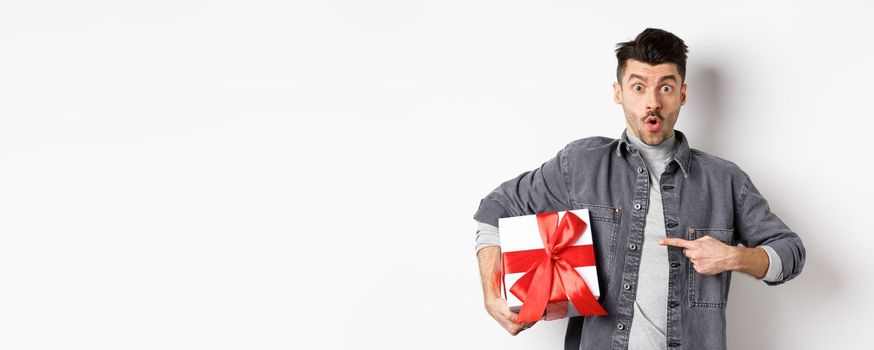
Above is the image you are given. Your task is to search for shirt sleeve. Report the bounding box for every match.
[734,172,805,285]
[759,245,784,282]
[475,221,500,253]
[473,147,572,227]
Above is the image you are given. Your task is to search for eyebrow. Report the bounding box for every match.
[659,76,679,84]
[627,74,680,84]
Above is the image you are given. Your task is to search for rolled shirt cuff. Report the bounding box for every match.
[759,245,784,282]
[475,221,500,253]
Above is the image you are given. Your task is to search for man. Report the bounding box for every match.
[473,28,805,350]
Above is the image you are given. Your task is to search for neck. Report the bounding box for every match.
[626,128,676,148]
[626,128,679,175]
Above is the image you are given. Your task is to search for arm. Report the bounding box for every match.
[477,245,526,335]
[473,147,571,333]
[729,246,770,279]
[659,174,797,281]
[473,147,572,226]
[658,236,772,278]
[727,245,784,280]
[734,173,805,285]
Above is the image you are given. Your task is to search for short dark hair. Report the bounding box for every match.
[615,28,688,84]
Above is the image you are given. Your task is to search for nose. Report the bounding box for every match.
[645,90,661,113]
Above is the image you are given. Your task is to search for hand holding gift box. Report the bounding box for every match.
[500,210,607,323]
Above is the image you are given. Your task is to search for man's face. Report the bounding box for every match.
[612,59,687,146]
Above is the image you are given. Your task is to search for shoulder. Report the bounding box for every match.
[555,136,619,171]
[689,148,750,182]
[564,135,617,154]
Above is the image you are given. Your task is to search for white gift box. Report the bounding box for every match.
[499,209,602,319]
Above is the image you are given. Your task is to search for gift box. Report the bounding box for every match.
[500,209,607,322]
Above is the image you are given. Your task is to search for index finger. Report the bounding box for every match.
[659,237,694,249]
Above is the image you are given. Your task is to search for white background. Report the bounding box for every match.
[1,1,871,349]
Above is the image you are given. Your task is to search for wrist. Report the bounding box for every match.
[727,245,744,271]
[730,246,768,279]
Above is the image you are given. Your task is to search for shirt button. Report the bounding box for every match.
[670,262,681,268]
[629,244,637,251]
[623,283,631,290]
[617,323,625,330]
[669,342,682,347]
[637,167,644,173]
[666,221,678,228]
[669,301,679,308]
[634,203,641,210]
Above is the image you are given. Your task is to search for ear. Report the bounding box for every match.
[680,83,687,106]
[613,82,622,104]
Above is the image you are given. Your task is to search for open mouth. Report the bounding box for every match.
[644,116,661,132]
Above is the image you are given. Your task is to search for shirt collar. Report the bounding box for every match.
[616,129,691,178]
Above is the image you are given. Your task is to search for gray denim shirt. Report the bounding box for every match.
[473,129,805,350]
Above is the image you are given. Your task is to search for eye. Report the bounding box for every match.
[633,84,643,92]
[660,85,673,93]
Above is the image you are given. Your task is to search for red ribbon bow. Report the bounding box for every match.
[503,211,607,322]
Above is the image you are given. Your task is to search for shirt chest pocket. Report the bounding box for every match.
[687,227,734,308]
[573,202,622,292]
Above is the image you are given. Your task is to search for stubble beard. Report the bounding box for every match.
[625,110,677,146]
